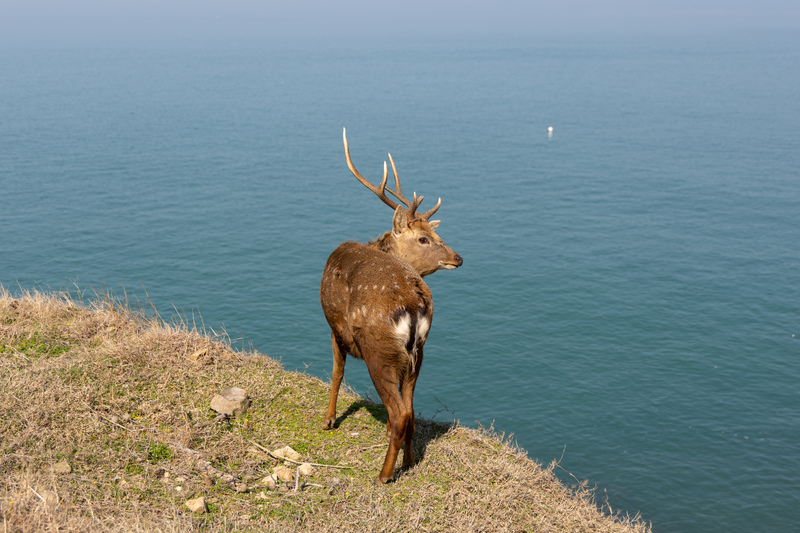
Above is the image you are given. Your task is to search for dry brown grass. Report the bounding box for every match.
[1,286,651,532]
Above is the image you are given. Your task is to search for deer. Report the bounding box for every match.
[319,128,463,483]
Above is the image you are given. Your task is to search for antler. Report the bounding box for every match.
[343,127,441,221]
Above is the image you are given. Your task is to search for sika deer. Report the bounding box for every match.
[320,128,463,483]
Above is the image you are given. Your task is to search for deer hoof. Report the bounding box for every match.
[322,418,335,430]
[375,474,393,484]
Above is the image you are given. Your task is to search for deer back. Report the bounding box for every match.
[320,241,433,364]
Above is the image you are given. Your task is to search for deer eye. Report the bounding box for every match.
[418,237,429,245]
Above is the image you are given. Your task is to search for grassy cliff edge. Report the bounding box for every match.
[0,287,650,532]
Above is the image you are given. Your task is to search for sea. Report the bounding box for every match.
[2,30,798,532]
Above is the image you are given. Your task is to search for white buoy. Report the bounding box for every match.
[547,126,554,133]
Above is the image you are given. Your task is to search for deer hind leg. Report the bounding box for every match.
[322,332,347,430]
[364,349,407,483]
[400,345,423,470]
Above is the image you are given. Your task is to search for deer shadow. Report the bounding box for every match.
[331,398,453,468]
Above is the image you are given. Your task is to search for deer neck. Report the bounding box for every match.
[369,231,399,256]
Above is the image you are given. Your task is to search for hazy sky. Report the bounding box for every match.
[2,1,798,44]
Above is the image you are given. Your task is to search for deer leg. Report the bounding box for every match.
[378,399,406,483]
[400,346,424,469]
[322,332,347,430]
[364,352,406,483]
[398,392,415,470]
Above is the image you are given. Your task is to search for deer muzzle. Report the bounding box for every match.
[439,253,463,270]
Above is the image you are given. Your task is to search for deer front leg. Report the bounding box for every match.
[322,332,347,430]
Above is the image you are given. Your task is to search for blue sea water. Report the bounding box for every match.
[2,31,799,532]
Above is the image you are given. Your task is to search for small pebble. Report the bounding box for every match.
[297,463,315,477]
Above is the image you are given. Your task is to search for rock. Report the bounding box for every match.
[189,348,208,361]
[297,463,315,477]
[185,497,206,514]
[255,491,268,500]
[261,474,277,490]
[110,415,120,424]
[210,387,250,417]
[273,466,294,482]
[122,413,131,422]
[271,445,302,462]
[51,462,72,474]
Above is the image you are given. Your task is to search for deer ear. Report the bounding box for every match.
[392,207,410,236]
[428,220,441,231]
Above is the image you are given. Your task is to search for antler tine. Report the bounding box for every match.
[407,192,421,218]
[386,149,442,221]
[378,161,389,195]
[419,197,442,221]
[386,153,407,205]
[386,152,424,211]
[343,127,399,210]
[386,152,440,220]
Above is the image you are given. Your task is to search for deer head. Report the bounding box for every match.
[342,127,463,276]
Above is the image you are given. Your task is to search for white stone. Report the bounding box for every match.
[185,497,206,514]
[210,387,250,417]
[297,463,315,477]
[271,445,302,462]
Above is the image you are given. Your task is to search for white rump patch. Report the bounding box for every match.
[416,314,431,345]
[392,312,412,346]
